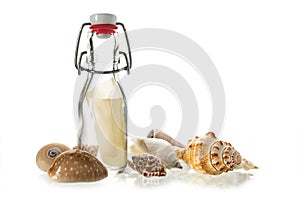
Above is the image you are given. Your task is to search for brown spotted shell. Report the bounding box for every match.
[177,132,245,175]
[36,143,70,172]
[48,148,108,182]
[128,154,167,178]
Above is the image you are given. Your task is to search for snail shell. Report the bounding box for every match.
[130,137,183,169]
[36,143,70,172]
[177,132,257,175]
[128,154,167,177]
[48,148,108,182]
[147,129,185,148]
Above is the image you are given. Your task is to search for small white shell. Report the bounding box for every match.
[130,137,182,169]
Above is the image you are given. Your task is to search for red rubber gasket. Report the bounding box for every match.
[90,24,118,34]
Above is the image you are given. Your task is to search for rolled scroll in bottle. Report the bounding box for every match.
[86,77,127,169]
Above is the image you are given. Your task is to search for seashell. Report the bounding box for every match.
[48,148,108,182]
[176,132,258,175]
[237,158,258,171]
[36,143,70,172]
[147,129,185,148]
[128,153,167,177]
[130,137,183,169]
[74,145,99,157]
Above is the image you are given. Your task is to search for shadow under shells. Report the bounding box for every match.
[122,167,254,188]
[178,171,254,187]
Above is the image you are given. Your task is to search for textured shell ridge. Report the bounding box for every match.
[128,154,167,178]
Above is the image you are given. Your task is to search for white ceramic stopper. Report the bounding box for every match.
[90,13,117,25]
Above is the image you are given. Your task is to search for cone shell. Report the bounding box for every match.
[179,132,242,175]
[48,149,108,182]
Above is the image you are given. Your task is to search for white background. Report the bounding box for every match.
[0,0,299,199]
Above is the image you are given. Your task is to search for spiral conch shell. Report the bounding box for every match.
[177,132,258,175]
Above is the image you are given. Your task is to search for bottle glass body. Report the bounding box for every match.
[74,31,127,171]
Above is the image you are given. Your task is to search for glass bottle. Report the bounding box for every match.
[73,13,132,172]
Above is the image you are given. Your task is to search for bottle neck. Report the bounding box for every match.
[87,32,120,72]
